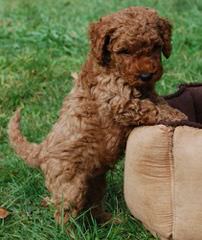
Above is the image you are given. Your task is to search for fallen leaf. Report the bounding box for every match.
[0,208,9,219]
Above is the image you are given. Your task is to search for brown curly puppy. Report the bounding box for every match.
[8,6,187,224]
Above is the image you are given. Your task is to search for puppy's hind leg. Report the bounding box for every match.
[52,174,88,225]
[86,174,112,224]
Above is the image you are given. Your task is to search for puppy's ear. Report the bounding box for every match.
[89,19,115,66]
[158,17,172,58]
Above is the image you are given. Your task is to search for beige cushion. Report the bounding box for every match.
[124,125,202,240]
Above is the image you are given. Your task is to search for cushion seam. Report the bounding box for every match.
[168,127,175,240]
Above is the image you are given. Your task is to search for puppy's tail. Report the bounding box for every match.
[8,109,42,167]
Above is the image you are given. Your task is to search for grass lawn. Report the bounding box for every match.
[0,0,202,239]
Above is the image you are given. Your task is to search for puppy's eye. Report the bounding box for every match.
[117,48,130,55]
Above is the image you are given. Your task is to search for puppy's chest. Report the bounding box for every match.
[100,121,128,160]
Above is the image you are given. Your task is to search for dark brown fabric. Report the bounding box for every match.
[165,83,202,125]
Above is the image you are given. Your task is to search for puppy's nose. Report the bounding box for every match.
[139,72,153,81]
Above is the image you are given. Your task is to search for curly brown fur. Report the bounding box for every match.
[8,6,187,224]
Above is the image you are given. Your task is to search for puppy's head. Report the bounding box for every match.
[89,7,172,88]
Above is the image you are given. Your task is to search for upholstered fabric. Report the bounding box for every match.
[124,125,202,240]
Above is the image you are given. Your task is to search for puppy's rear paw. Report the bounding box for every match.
[94,211,112,224]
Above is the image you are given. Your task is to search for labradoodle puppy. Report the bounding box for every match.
[8,6,187,224]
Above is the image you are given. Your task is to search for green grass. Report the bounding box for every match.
[0,0,202,239]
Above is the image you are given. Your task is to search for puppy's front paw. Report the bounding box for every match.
[174,109,188,121]
[94,211,112,224]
